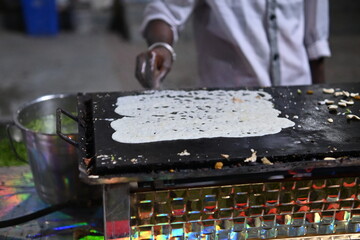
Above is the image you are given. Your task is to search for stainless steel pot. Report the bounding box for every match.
[12,94,100,205]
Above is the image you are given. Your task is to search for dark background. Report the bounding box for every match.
[0,0,359,121]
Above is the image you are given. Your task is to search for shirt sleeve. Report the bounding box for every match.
[304,0,331,60]
[141,0,196,42]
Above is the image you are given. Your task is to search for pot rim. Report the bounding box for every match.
[13,93,77,136]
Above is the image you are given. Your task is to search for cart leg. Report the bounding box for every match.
[103,183,130,240]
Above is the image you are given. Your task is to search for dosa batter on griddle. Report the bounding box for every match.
[111,90,294,144]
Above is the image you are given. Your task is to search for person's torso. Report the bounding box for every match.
[193,0,311,88]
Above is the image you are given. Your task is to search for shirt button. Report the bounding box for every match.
[273,53,279,60]
[270,14,276,20]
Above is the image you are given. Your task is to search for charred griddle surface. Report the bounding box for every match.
[77,83,360,179]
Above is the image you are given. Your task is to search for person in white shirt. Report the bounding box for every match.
[135,0,331,89]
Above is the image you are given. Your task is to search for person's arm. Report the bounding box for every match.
[135,20,174,89]
[309,57,325,84]
[135,0,196,89]
[304,0,331,84]
[144,19,173,46]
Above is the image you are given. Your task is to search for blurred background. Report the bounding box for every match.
[0,0,359,121]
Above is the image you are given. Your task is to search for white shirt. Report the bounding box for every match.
[141,0,331,88]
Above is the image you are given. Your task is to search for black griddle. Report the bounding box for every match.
[59,83,360,183]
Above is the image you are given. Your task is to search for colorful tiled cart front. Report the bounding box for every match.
[130,177,360,239]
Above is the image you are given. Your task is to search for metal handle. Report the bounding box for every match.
[6,122,27,163]
[56,108,79,148]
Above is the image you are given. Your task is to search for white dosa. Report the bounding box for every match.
[111,90,294,143]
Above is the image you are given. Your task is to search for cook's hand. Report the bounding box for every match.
[135,47,173,89]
